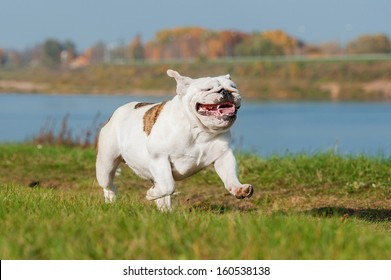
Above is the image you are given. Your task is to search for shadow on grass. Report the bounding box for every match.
[305,207,391,222]
[188,202,258,214]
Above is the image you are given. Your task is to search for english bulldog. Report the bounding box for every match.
[96,70,253,211]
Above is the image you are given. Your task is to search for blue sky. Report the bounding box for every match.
[1,0,390,51]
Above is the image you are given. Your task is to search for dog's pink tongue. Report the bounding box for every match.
[218,105,236,116]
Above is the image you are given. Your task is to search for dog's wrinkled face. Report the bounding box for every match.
[167,70,241,132]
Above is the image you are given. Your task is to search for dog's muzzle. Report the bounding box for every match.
[196,102,238,117]
[196,89,240,119]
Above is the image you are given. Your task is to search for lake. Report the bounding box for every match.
[1,93,391,157]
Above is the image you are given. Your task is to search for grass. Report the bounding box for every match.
[0,144,390,259]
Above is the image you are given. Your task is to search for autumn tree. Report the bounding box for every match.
[144,27,249,60]
[128,34,145,60]
[7,51,22,67]
[234,33,284,56]
[62,40,77,63]
[262,30,297,55]
[143,27,300,61]
[204,31,224,58]
[145,27,206,60]
[347,34,391,54]
[42,39,63,67]
[0,48,6,66]
[205,30,247,57]
[88,42,106,64]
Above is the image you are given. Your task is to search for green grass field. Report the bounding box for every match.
[0,144,390,259]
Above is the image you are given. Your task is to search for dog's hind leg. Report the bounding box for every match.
[96,125,123,203]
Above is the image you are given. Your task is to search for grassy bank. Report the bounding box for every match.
[0,144,390,259]
[1,57,391,100]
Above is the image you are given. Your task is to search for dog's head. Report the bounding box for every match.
[167,69,241,133]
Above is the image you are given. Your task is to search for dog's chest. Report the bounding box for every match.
[168,143,221,180]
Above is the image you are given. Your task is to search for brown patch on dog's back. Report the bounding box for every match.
[143,101,167,135]
[135,102,155,109]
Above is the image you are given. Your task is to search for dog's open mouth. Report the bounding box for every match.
[196,102,238,117]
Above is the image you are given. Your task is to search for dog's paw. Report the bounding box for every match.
[234,184,254,199]
[103,189,117,203]
[155,196,173,212]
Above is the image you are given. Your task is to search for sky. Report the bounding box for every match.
[1,0,390,51]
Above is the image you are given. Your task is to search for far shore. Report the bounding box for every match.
[0,80,173,97]
[2,58,391,101]
[2,78,391,101]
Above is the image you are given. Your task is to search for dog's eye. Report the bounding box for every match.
[204,87,213,92]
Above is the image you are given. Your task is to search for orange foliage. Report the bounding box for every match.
[144,27,248,60]
[261,30,297,55]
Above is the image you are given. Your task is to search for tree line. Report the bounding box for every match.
[1,27,390,68]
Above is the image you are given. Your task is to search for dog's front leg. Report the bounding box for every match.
[146,155,175,211]
[214,149,254,199]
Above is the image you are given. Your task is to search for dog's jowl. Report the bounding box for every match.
[96,69,253,211]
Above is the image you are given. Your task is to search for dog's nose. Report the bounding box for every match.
[221,89,230,97]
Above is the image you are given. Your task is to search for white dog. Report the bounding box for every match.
[96,70,253,211]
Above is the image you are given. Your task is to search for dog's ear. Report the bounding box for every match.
[167,69,192,96]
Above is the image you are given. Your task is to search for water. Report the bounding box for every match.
[235,102,391,156]
[1,93,391,157]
